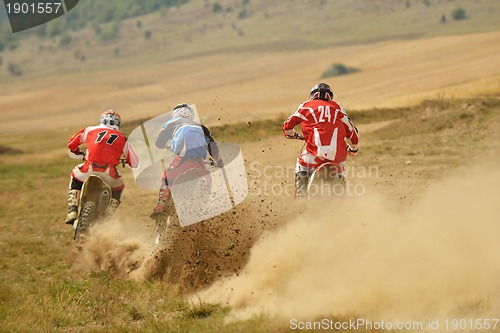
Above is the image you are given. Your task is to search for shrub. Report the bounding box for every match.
[144,30,152,39]
[8,63,23,76]
[451,7,466,20]
[212,2,223,13]
[0,144,23,155]
[238,8,251,19]
[97,21,120,41]
[321,63,360,78]
[59,34,72,47]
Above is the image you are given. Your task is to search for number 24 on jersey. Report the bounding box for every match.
[309,106,340,124]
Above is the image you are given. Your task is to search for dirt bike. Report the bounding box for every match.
[72,174,114,242]
[307,160,346,196]
[154,163,213,247]
[146,162,211,283]
[69,152,126,242]
[295,134,347,197]
[147,160,222,284]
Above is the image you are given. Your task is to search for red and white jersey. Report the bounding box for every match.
[68,125,139,168]
[282,99,359,165]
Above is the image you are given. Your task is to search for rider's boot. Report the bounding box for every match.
[104,198,120,218]
[65,190,80,225]
[295,171,310,198]
[149,187,170,220]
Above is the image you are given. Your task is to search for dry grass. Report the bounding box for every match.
[1,95,499,332]
[2,30,500,136]
[1,2,500,330]
[0,92,500,332]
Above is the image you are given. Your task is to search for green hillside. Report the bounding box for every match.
[1,0,500,79]
[0,0,186,32]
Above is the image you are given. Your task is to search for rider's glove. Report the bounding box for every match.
[285,132,300,140]
[71,148,81,155]
[347,147,358,156]
[72,148,85,158]
[211,159,224,168]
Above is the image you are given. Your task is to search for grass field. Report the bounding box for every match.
[1,1,500,331]
[1,95,499,332]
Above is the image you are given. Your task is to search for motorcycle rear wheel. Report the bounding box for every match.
[74,201,96,242]
[155,199,178,248]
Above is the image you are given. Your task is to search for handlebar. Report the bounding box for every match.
[286,133,304,141]
[68,150,85,160]
[206,158,224,168]
[69,150,129,168]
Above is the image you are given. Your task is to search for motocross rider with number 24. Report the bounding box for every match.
[282,83,359,197]
[65,110,139,225]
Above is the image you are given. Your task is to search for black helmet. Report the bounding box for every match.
[309,83,333,100]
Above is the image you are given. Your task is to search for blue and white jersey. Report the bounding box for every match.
[171,123,207,158]
[155,117,217,159]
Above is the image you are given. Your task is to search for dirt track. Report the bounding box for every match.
[75,135,302,292]
[69,96,500,324]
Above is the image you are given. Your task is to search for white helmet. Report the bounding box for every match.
[172,103,194,120]
[99,110,121,129]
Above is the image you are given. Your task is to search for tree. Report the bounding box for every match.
[212,2,223,13]
[451,7,466,20]
[8,63,23,76]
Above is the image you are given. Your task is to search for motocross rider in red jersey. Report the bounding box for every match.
[65,110,139,225]
[282,83,359,197]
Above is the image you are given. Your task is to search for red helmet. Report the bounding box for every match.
[99,110,121,128]
[309,83,333,100]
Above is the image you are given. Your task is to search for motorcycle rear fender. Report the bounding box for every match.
[309,162,344,186]
[80,175,112,216]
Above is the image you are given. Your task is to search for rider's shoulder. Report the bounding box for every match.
[163,116,189,127]
[86,124,124,135]
[323,99,345,111]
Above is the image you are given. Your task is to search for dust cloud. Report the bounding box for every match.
[73,218,156,280]
[71,203,265,289]
[198,163,500,323]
